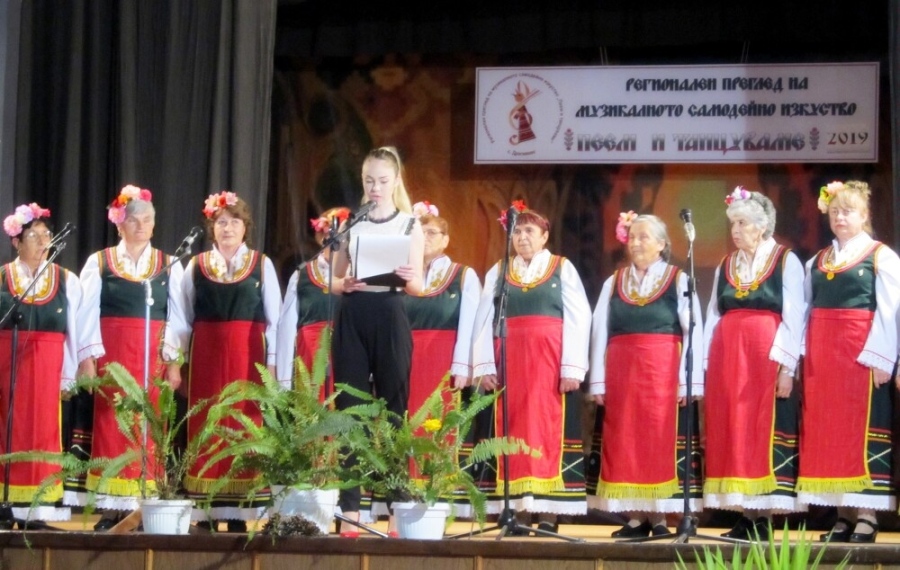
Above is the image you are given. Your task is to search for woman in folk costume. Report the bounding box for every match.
[471,201,591,533]
[798,180,900,544]
[586,213,703,538]
[181,191,282,532]
[0,203,81,528]
[74,185,187,530]
[378,200,481,519]
[275,206,350,392]
[703,188,806,541]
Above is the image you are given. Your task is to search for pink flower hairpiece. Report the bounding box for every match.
[107,184,152,224]
[310,208,350,233]
[203,191,239,219]
[818,181,844,213]
[724,186,751,206]
[615,210,638,244]
[4,203,51,238]
[412,201,440,218]
[498,200,528,231]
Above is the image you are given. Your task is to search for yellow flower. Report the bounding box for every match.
[422,418,442,433]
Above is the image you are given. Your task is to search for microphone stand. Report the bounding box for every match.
[0,240,70,529]
[619,232,744,545]
[136,243,195,501]
[301,218,342,400]
[450,211,583,543]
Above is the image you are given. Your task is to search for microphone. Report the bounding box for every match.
[351,201,377,221]
[680,208,695,243]
[506,206,519,233]
[45,222,77,256]
[47,222,76,248]
[175,226,204,257]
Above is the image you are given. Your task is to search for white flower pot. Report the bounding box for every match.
[141,499,193,535]
[392,502,450,540]
[269,486,338,535]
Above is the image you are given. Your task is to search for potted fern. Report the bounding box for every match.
[199,327,362,535]
[74,363,222,534]
[342,376,540,539]
[1,363,220,534]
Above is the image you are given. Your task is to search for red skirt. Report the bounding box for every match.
[185,319,266,495]
[798,308,873,492]
[296,320,332,398]
[600,333,681,498]
[495,315,564,494]
[0,330,64,503]
[705,310,780,493]
[408,328,457,480]
[89,317,165,494]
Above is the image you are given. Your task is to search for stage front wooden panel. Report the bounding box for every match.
[1,531,900,570]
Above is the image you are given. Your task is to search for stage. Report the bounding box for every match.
[1,519,899,570]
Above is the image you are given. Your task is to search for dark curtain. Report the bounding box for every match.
[893,0,900,252]
[4,0,276,269]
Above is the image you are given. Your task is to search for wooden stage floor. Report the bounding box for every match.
[0,516,896,570]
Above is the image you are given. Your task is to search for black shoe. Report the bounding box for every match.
[196,520,216,532]
[721,516,754,540]
[536,521,558,533]
[752,517,770,542]
[819,517,853,542]
[507,523,531,536]
[93,517,119,531]
[226,520,247,533]
[611,520,652,538]
[848,519,879,543]
[16,519,62,531]
[651,524,670,536]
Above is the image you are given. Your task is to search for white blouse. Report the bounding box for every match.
[422,254,482,379]
[588,258,704,398]
[7,258,82,391]
[802,232,900,374]
[471,249,591,381]
[275,255,336,386]
[702,238,807,376]
[77,240,186,364]
[179,243,282,366]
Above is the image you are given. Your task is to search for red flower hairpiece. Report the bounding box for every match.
[310,207,350,233]
[412,201,440,218]
[724,186,751,206]
[615,211,638,244]
[498,200,528,231]
[108,184,152,224]
[4,203,51,237]
[203,191,239,219]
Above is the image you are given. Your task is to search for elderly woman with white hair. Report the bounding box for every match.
[74,185,187,530]
[702,187,807,541]
[587,212,703,538]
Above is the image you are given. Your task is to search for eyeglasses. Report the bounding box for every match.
[214,218,244,229]
[22,230,53,242]
[423,229,445,237]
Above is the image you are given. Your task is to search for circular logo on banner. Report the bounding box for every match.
[479,72,564,157]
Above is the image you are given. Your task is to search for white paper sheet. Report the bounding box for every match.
[352,234,411,287]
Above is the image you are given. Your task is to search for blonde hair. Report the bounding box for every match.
[830,180,872,234]
[362,146,413,213]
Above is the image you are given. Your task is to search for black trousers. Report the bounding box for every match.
[333,291,411,511]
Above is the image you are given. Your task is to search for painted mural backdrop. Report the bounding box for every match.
[269,54,893,309]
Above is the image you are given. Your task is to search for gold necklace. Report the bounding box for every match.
[822,249,846,281]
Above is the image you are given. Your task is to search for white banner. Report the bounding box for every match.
[474,63,879,164]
